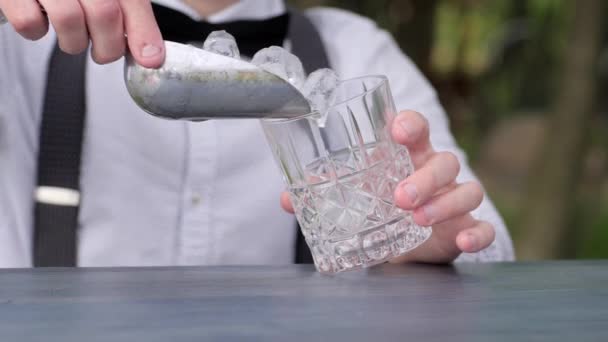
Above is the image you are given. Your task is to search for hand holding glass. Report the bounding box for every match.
[262,76,432,274]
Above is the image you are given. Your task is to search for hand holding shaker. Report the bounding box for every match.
[261,76,431,274]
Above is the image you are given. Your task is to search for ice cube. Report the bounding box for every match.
[302,68,340,126]
[251,46,306,88]
[203,30,240,59]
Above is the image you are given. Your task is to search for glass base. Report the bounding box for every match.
[308,215,432,274]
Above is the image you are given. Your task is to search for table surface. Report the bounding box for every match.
[0,261,607,341]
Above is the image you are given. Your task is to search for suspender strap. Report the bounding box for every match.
[288,10,331,264]
[33,44,88,267]
[33,9,330,266]
[288,10,331,75]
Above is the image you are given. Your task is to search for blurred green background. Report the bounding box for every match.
[290,0,608,260]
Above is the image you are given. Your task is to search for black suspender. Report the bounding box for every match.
[33,9,330,266]
[288,11,331,264]
[34,45,88,267]
[289,10,331,75]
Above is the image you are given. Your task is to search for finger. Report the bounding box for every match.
[38,0,88,54]
[281,192,294,214]
[79,0,126,64]
[394,151,460,209]
[412,181,484,226]
[391,110,434,167]
[0,0,48,39]
[455,220,496,253]
[389,214,476,264]
[119,0,165,68]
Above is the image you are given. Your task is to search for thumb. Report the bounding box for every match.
[391,110,435,168]
[119,0,164,68]
[281,192,295,214]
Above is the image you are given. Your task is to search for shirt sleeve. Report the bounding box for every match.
[0,24,19,111]
[0,25,9,105]
[0,24,11,142]
[307,7,515,262]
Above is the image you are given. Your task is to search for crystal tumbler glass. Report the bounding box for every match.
[261,76,432,274]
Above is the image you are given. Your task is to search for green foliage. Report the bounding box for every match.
[579,210,608,258]
[431,0,511,77]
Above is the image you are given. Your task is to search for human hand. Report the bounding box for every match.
[280,110,495,264]
[0,0,164,67]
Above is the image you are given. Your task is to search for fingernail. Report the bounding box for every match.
[141,44,161,58]
[467,233,478,250]
[422,204,436,225]
[401,183,418,205]
[399,119,416,138]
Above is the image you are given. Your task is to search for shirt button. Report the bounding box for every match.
[191,194,202,206]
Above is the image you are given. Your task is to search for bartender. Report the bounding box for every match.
[0,0,514,267]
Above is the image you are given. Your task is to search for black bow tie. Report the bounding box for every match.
[151,4,290,57]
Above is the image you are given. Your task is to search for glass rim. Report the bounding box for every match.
[261,74,389,125]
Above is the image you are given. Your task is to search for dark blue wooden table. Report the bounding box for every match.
[0,261,607,341]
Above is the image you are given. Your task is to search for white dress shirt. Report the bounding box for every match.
[0,0,514,267]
